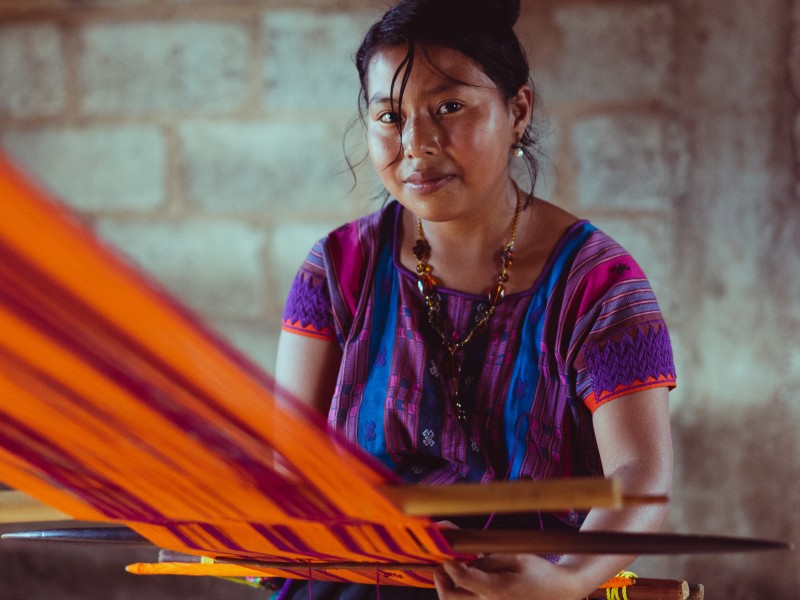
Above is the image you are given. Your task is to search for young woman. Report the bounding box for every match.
[276,1,675,598]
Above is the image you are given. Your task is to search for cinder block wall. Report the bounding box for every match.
[0,1,799,598]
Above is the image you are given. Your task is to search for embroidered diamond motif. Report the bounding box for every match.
[422,429,435,447]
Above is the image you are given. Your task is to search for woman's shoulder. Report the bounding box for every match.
[527,202,640,274]
[324,201,398,246]
[297,201,397,273]
[570,224,649,285]
[530,201,655,306]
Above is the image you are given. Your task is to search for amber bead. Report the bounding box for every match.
[418,273,436,295]
[489,283,505,305]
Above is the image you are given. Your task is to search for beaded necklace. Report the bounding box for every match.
[411,187,523,422]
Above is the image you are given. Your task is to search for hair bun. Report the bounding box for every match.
[489,0,521,29]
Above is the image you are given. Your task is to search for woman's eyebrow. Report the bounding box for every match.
[367,81,468,107]
[367,94,393,106]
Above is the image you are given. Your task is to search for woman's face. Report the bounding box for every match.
[365,45,529,225]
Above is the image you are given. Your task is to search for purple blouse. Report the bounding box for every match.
[282,202,675,525]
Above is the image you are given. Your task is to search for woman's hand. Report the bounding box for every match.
[433,554,582,600]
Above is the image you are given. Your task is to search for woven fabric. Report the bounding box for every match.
[283,202,676,515]
[0,152,450,587]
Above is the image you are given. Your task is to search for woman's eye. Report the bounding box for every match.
[378,112,401,123]
[438,101,462,114]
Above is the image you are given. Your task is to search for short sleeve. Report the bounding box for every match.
[281,240,336,341]
[573,244,677,412]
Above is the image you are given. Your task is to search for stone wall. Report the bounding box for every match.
[0,1,798,598]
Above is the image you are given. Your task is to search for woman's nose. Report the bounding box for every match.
[402,115,439,158]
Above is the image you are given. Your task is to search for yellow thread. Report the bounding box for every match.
[200,556,215,565]
[604,571,637,600]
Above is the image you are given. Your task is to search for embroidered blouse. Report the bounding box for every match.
[282,201,675,525]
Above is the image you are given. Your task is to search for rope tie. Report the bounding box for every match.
[597,570,637,600]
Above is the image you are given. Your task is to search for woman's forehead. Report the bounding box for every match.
[366,44,495,99]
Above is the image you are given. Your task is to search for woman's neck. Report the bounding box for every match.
[396,194,580,296]
[399,189,525,294]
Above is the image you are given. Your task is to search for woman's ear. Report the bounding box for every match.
[510,84,534,132]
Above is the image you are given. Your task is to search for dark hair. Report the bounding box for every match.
[349,0,540,202]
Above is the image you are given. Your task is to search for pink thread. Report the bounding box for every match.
[375,570,382,599]
[307,562,313,600]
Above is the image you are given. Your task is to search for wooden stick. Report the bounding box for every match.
[0,490,70,523]
[0,479,665,525]
[5,525,791,556]
[587,578,689,600]
[2,527,148,544]
[442,529,793,555]
[378,477,632,515]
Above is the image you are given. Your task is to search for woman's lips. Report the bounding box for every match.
[403,173,455,194]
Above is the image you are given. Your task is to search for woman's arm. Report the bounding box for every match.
[553,386,673,595]
[274,330,342,417]
[434,387,672,600]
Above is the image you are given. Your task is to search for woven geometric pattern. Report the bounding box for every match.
[582,323,675,406]
[282,271,333,337]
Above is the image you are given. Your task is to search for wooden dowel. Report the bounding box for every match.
[442,529,792,555]
[0,480,667,525]
[2,527,147,544]
[4,521,790,558]
[587,578,689,600]
[0,490,70,523]
[378,477,627,516]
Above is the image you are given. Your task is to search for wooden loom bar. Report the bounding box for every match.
[0,490,70,523]
[587,579,690,600]
[6,525,791,555]
[443,529,792,555]
[0,477,667,525]
[161,551,691,599]
[379,477,627,514]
